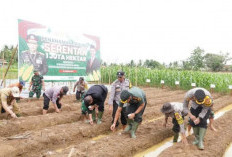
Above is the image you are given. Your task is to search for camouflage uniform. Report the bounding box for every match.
[21,51,48,75]
[119,87,147,123]
[81,91,88,115]
[29,75,43,98]
[119,87,147,138]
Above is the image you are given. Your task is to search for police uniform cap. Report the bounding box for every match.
[117,70,125,77]
[120,90,131,102]
[194,89,206,102]
[27,34,38,43]
[161,103,174,113]
[33,70,38,73]
[62,86,69,95]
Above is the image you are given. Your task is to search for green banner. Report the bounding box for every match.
[18,19,101,82]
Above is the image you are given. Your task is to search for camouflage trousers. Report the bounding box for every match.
[29,89,41,99]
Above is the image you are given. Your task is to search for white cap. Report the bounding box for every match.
[11,87,20,97]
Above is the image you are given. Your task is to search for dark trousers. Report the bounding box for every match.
[43,93,61,110]
[112,101,127,126]
[189,106,211,128]
[172,116,184,133]
[98,101,104,112]
[125,101,147,123]
[76,90,84,100]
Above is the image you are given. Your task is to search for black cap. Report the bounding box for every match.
[79,77,84,81]
[120,90,131,102]
[117,70,125,77]
[161,103,174,113]
[62,86,69,95]
[194,89,206,103]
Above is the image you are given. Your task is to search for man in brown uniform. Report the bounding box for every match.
[0,87,21,118]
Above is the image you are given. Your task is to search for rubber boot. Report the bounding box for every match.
[92,110,96,121]
[97,111,103,124]
[198,127,206,150]
[173,132,179,143]
[192,127,199,145]
[123,119,133,133]
[130,121,139,138]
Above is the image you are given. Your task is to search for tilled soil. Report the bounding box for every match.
[159,108,232,157]
[0,87,230,157]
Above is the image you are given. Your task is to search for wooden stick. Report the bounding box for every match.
[7,132,31,140]
[1,46,18,86]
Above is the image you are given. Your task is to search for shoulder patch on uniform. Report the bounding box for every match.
[175,113,183,125]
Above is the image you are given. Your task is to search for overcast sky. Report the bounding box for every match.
[0,0,232,64]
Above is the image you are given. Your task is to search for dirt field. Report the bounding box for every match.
[0,87,232,157]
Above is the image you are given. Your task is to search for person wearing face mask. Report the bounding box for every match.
[42,86,69,114]
[161,102,188,145]
[21,34,48,75]
[84,84,108,125]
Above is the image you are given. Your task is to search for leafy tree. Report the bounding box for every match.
[138,59,143,67]
[143,59,164,69]
[0,45,18,64]
[189,47,205,70]
[204,52,231,72]
[181,60,192,70]
[127,60,136,67]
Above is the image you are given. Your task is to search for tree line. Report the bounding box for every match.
[0,45,18,64]
[102,47,232,72]
[1,45,232,72]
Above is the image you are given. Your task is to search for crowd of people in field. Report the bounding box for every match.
[0,70,216,150]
